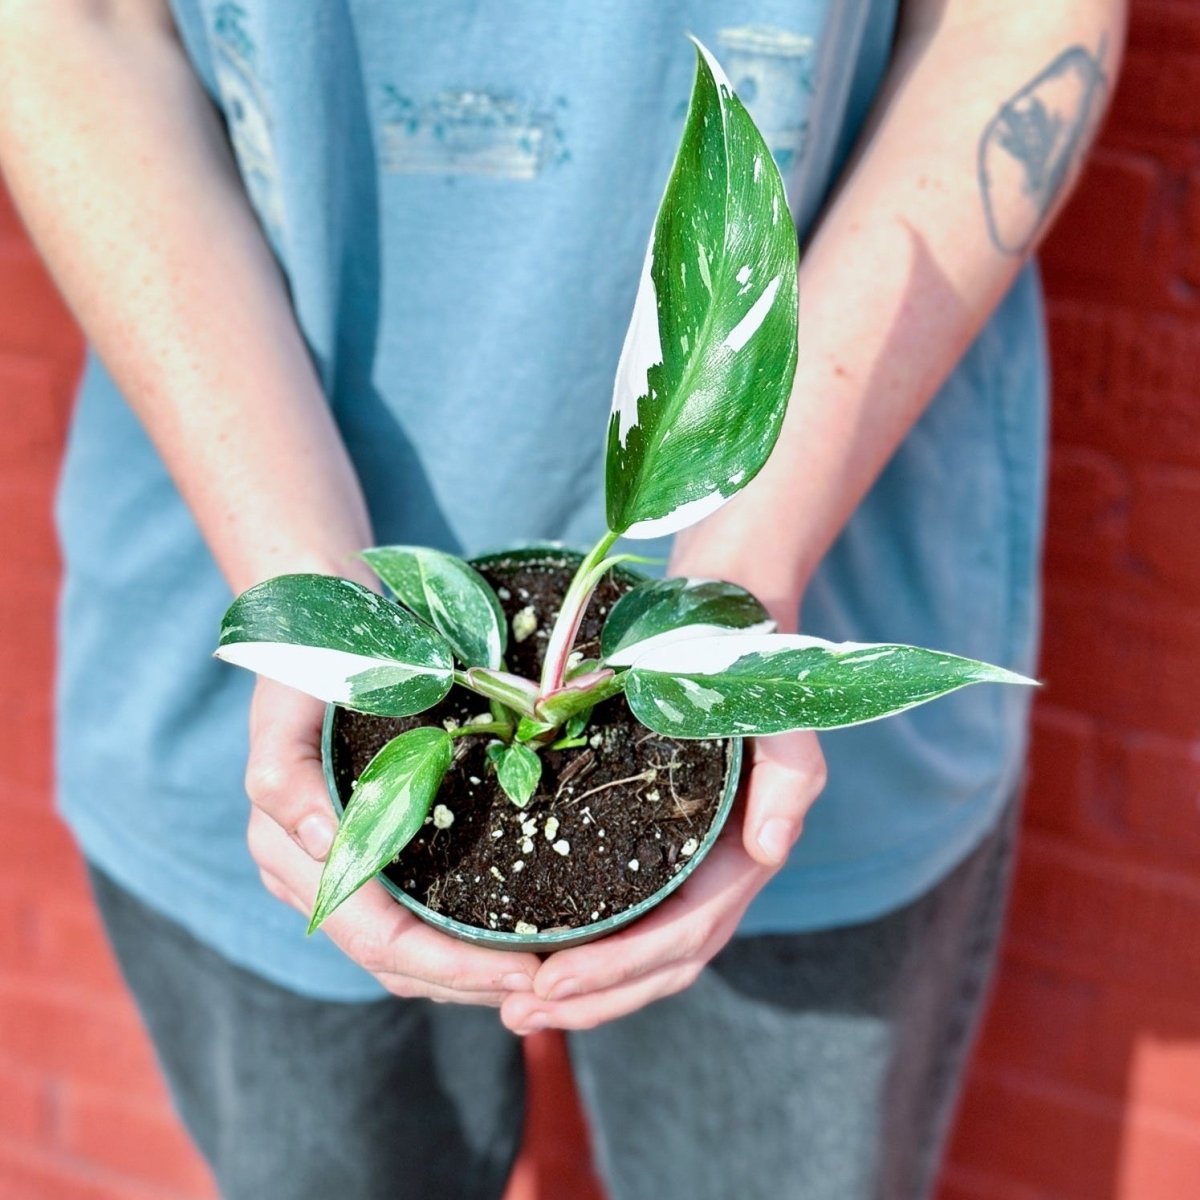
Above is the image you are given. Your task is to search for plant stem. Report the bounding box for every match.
[447,721,511,740]
[539,529,620,696]
[454,666,539,717]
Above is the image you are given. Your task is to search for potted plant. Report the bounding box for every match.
[214,42,1034,949]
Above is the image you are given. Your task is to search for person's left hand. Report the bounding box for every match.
[499,728,825,1033]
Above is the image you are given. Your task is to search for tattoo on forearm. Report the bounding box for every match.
[978,40,1107,255]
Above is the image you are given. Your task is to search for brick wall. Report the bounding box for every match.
[1,3,1197,1197]
[937,3,1200,1197]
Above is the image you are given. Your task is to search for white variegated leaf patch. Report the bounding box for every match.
[601,577,774,667]
[309,727,452,931]
[215,574,453,716]
[362,545,506,670]
[487,741,542,809]
[625,633,1037,738]
[604,40,799,538]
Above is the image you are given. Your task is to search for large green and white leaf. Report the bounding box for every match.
[601,577,774,667]
[216,575,453,716]
[605,41,799,539]
[486,741,542,809]
[309,727,452,932]
[362,546,506,669]
[626,633,1037,738]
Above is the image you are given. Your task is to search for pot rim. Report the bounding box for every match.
[320,544,743,950]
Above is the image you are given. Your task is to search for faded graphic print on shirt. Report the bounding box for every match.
[209,2,286,239]
[717,25,816,172]
[379,87,570,180]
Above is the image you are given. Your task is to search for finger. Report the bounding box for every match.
[258,865,307,914]
[244,680,337,860]
[249,806,541,997]
[742,730,827,867]
[503,958,701,1033]
[530,831,766,1003]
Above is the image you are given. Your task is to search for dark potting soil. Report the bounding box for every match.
[330,554,733,935]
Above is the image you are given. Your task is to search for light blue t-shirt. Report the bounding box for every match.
[56,0,1046,999]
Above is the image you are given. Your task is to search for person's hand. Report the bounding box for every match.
[500,729,825,1033]
[245,678,541,1005]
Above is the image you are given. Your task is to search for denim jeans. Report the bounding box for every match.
[88,794,1017,1200]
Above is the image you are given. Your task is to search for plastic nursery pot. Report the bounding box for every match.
[321,545,743,951]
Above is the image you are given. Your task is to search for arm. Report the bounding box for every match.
[0,0,538,1000]
[506,0,1126,1032]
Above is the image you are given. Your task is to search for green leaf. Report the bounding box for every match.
[535,671,626,727]
[625,633,1037,738]
[605,41,799,538]
[548,735,589,751]
[565,708,593,739]
[362,546,506,669]
[515,716,557,743]
[465,668,539,718]
[216,575,453,716]
[601,577,773,666]
[486,742,542,808]
[308,727,452,931]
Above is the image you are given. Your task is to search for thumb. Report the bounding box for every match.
[245,679,336,861]
[742,730,827,867]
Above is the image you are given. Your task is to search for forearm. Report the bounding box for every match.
[671,0,1126,618]
[0,0,372,593]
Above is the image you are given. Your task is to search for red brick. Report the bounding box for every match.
[974,958,1200,1120]
[0,813,87,896]
[949,1067,1200,1200]
[505,1033,603,1200]
[0,693,55,802]
[1114,43,1200,140]
[0,878,36,963]
[60,1085,215,1199]
[1006,832,1200,1002]
[1042,447,1130,588]
[0,469,60,575]
[1022,705,1099,844]
[0,355,70,468]
[937,1165,1050,1200]
[1040,585,1200,740]
[0,1136,187,1200]
[0,981,166,1102]
[1041,150,1163,305]
[1048,304,1200,470]
[1182,166,1200,294]
[0,246,81,363]
[0,592,56,725]
[0,1064,52,1144]
[947,1071,1124,1198]
[32,895,127,999]
[1104,729,1200,865]
[0,186,26,248]
[1128,466,1200,599]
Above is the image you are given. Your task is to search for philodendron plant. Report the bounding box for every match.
[215,43,1034,934]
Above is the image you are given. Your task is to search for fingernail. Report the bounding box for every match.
[297,815,333,859]
[757,818,794,864]
[519,1013,549,1035]
[503,973,534,992]
[546,977,579,1001]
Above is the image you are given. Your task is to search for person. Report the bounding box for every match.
[0,1,1124,1197]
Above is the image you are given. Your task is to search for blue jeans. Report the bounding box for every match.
[88,795,1017,1200]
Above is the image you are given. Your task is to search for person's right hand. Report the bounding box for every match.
[244,678,541,1005]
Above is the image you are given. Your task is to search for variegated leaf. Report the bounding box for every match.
[605,41,799,538]
[626,633,1037,738]
[487,741,542,808]
[309,727,452,931]
[601,577,774,667]
[216,575,453,716]
[362,545,506,669]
